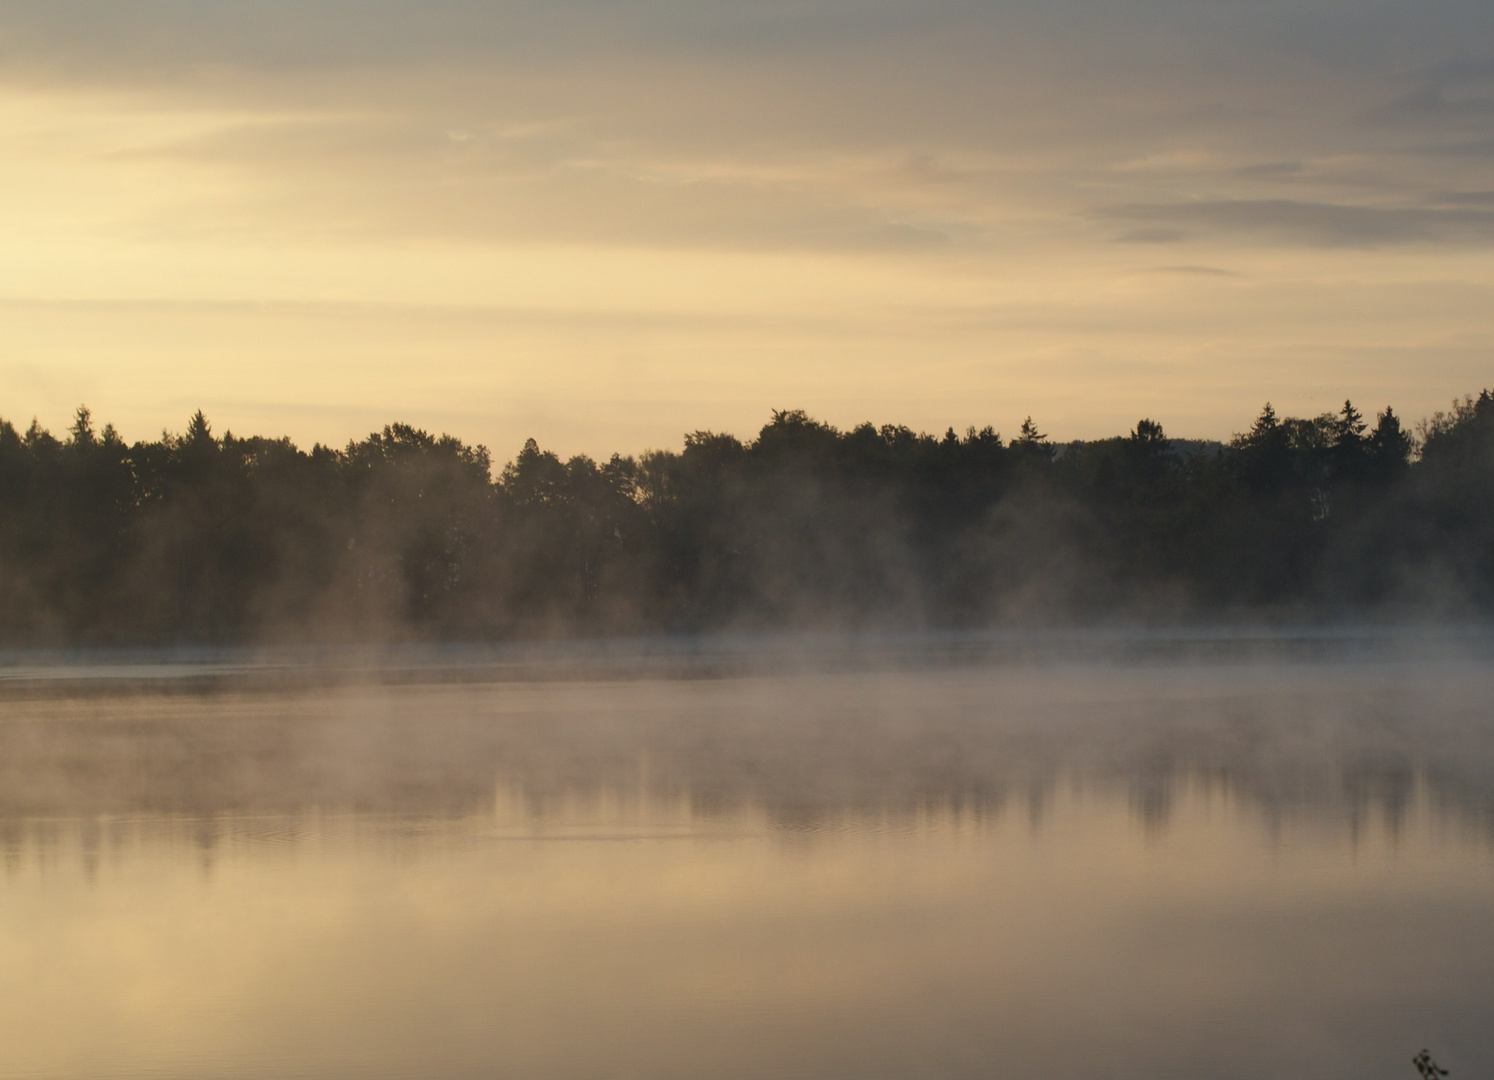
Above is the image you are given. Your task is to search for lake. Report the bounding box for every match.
[1,637,1491,1080]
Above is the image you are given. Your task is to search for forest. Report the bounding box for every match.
[1,391,1491,644]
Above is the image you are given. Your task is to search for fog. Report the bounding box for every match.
[4,633,1492,835]
[3,637,1492,1080]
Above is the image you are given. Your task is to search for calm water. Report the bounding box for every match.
[2,648,1492,1080]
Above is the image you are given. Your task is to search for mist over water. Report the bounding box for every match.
[2,638,1492,1080]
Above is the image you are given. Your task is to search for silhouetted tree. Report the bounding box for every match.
[1367,407,1412,482]
[1012,416,1054,464]
[1,389,1492,643]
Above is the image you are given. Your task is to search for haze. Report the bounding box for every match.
[2,0,1491,455]
[4,652,1494,1080]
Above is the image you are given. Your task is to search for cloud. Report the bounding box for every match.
[2,0,1489,260]
[1145,265,1239,277]
[1097,198,1494,247]
[1432,190,1494,205]
[104,114,963,251]
[1113,227,1190,244]
[0,0,977,80]
[1421,137,1494,157]
[1394,58,1494,118]
[1235,161,1305,178]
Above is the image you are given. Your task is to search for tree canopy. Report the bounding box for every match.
[2,391,1491,644]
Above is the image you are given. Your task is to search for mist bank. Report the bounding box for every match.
[1,391,1491,645]
[3,662,1493,839]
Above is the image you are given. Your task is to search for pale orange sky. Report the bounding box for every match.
[0,0,1490,458]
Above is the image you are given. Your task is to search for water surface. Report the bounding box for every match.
[2,648,1492,1079]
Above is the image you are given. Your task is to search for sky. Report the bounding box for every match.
[0,0,1491,457]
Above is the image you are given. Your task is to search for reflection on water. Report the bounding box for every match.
[2,657,1493,1080]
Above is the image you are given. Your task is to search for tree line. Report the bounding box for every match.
[1,391,1490,644]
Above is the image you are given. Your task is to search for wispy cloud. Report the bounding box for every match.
[1145,265,1239,277]
[1393,58,1494,118]
[1097,198,1494,247]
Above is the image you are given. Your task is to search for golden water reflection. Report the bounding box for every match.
[2,663,1493,1079]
